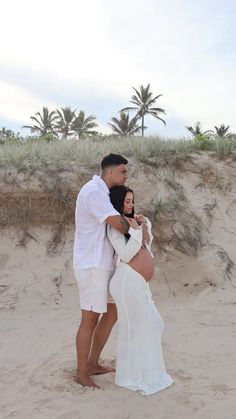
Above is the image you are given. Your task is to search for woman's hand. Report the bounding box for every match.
[126,217,139,230]
[142,222,149,243]
[135,214,146,225]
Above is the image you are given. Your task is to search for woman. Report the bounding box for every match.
[107,185,173,396]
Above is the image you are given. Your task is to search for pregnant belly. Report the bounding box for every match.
[128,247,154,281]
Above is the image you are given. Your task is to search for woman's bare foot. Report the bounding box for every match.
[88,363,115,375]
[75,374,100,388]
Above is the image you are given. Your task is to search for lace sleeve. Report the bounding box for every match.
[144,217,153,247]
[107,225,142,263]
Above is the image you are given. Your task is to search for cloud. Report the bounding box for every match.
[0,0,235,136]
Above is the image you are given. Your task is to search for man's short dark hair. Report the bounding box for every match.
[101,153,128,170]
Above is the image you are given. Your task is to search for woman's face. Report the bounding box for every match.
[123,191,134,215]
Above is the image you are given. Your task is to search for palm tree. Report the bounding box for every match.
[74,111,98,138]
[186,122,213,137]
[23,107,58,136]
[121,84,166,137]
[213,124,232,138]
[0,127,14,139]
[108,112,142,136]
[55,107,78,139]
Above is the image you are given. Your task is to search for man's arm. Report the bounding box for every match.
[105,215,129,234]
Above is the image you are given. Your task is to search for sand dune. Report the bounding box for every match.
[1,154,236,418]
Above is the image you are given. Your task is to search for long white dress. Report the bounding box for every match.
[107,222,174,396]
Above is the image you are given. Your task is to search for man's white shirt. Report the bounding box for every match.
[73,175,119,271]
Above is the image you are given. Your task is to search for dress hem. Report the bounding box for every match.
[115,374,174,396]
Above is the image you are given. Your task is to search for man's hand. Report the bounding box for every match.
[126,217,139,230]
[106,215,129,234]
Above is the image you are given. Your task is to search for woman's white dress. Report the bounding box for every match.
[107,221,174,396]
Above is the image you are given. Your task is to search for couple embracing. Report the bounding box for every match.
[73,153,173,396]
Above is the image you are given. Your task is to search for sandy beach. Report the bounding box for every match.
[1,154,236,418]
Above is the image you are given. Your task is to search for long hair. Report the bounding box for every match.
[109,186,134,240]
[109,186,134,217]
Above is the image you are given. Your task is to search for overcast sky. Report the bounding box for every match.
[0,0,235,137]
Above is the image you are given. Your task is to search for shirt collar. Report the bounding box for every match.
[92,175,110,194]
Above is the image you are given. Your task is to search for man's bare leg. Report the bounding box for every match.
[76,309,100,387]
[88,303,117,375]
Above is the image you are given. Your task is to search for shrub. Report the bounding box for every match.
[194,134,213,150]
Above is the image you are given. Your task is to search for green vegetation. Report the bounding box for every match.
[185,122,235,150]
[73,110,98,139]
[23,107,59,137]
[108,112,142,136]
[1,83,235,144]
[0,127,15,139]
[121,84,166,137]
[213,124,233,138]
[22,106,98,140]
[186,121,213,137]
[1,83,235,165]
[0,135,235,172]
[54,107,77,139]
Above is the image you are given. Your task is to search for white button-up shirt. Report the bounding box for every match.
[73,175,119,271]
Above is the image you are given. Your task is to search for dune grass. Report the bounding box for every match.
[0,135,235,171]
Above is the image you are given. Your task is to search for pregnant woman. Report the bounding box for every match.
[107,185,173,396]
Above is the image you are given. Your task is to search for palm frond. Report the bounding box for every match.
[148,107,166,114]
[121,84,165,136]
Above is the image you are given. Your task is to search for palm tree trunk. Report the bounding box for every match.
[63,127,68,140]
[141,115,144,138]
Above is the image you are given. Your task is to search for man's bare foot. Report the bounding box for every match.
[88,364,115,376]
[75,374,100,388]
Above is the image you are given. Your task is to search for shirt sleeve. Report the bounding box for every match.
[85,189,119,223]
[107,225,143,263]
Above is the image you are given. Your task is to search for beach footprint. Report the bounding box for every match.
[28,354,94,394]
[209,383,234,398]
[173,368,193,383]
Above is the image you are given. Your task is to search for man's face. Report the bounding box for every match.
[111,164,128,186]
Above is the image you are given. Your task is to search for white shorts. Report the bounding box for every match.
[74,268,115,313]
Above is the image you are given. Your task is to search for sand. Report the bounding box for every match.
[1,154,236,418]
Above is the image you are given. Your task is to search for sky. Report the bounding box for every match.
[0,0,235,137]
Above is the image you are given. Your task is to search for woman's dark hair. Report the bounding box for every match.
[109,185,134,218]
[109,186,134,240]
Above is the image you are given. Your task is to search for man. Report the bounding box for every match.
[73,153,129,388]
